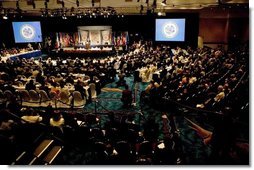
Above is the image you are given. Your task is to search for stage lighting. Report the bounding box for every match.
[161,0,166,6]
[76,0,79,7]
[92,0,95,7]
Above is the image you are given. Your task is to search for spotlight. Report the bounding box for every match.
[161,0,166,6]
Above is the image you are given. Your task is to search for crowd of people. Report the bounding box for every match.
[0,41,249,165]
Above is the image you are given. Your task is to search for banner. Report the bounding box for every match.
[101,30,112,45]
[90,30,101,45]
[79,31,89,45]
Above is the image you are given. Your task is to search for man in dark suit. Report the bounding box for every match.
[74,80,86,99]
[121,85,132,108]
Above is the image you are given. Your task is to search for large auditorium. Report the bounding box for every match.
[0,0,250,166]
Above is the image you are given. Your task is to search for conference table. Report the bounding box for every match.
[1,50,42,62]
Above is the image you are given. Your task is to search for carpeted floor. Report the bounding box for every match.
[83,75,212,164]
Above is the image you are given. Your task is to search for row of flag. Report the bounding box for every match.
[55,31,129,48]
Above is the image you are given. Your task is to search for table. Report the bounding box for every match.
[1,50,42,62]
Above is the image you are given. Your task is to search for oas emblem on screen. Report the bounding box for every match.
[20,24,35,40]
[162,22,179,38]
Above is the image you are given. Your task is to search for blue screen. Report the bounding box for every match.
[12,21,42,43]
[155,19,185,42]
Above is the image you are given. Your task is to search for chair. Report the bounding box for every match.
[0,90,6,103]
[19,90,31,106]
[90,128,104,141]
[49,91,58,108]
[19,90,29,101]
[72,91,86,108]
[115,141,131,156]
[49,91,57,100]
[57,91,71,108]
[39,90,52,107]
[39,90,51,102]
[4,90,14,101]
[85,113,98,126]
[89,83,97,99]
[93,141,106,153]
[29,90,40,103]
[137,140,153,156]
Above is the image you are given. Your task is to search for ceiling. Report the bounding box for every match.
[0,0,249,17]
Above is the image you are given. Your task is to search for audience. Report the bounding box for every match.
[0,41,249,165]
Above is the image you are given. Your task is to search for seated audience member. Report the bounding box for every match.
[25,80,36,91]
[0,110,16,139]
[74,80,86,99]
[6,96,21,114]
[65,74,75,84]
[145,80,160,94]
[116,72,127,87]
[39,81,50,95]
[214,85,225,102]
[50,111,65,127]
[2,81,16,94]
[50,82,61,96]
[121,85,132,108]
[59,83,70,97]
[21,108,43,123]
[35,71,44,85]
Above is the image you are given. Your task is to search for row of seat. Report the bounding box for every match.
[4,89,87,108]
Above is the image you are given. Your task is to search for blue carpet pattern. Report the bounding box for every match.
[83,75,212,164]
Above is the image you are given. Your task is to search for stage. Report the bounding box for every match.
[51,46,122,59]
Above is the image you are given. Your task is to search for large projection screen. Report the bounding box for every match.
[155,19,186,42]
[12,21,42,43]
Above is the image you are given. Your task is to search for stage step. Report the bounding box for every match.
[43,146,63,165]
[29,139,54,165]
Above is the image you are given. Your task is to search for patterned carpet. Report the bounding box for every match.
[82,75,212,164]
